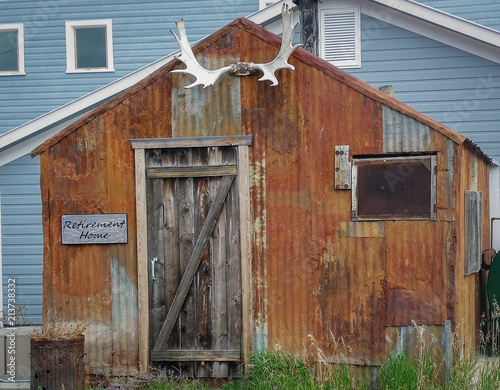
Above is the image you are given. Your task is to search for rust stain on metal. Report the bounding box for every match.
[338,221,385,238]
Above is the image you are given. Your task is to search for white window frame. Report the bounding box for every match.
[65,19,114,73]
[0,23,25,76]
[319,6,361,69]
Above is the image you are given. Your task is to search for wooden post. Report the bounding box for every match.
[134,148,149,373]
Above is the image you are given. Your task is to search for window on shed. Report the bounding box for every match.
[352,155,437,220]
[65,20,114,73]
[319,7,360,68]
[0,24,25,76]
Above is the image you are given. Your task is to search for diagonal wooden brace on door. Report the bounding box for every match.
[153,174,235,352]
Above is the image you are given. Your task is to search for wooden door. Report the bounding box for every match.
[146,145,242,377]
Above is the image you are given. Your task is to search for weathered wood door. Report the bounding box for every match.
[146,143,243,377]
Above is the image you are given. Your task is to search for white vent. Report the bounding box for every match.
[320,7,361,68]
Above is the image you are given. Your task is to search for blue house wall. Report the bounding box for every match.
[0,156,42,323]
[0,0,260,324]
[349,13,500,161]
[417,0,500,31]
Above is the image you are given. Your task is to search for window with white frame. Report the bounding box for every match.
[0,24,25,76]
[65,19,114,73]
[319,7,361,68]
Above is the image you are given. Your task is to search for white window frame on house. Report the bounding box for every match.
[65,19,114,73]
[0,23,25,76]
[319,6,361,69]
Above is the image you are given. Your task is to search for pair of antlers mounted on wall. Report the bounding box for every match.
[171,4,301,88]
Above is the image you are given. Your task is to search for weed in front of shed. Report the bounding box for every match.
[85,320,500,389]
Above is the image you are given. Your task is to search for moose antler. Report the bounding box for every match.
[250,4,301,86]
[171,4,301,88]
[170,20,232,88]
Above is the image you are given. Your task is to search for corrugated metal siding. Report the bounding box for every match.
[454,142,490,354]
[349,13,500,161]
[0,155,42,324]
[382,106,431,153]
[40,75,172,376]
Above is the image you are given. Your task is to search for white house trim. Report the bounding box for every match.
[65,19,114,73]
[359,0,500,64]
[0,23,25,76]
[367,0,500,48]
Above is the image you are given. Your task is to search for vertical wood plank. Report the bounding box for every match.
[194,148,211,377]
[163,149,181,350]
[135,148,149,373]
[211,147,229,377]
[178,148,196,377]
[238,145,252,368]
[147,149,166,354]
[225,148,242,361]
[464,190,482,275]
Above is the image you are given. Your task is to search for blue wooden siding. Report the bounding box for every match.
[417,0,500,31]
[0,0,259,134]
[349,13,500,161]
[0,0,260,324]
[0,155,42,324]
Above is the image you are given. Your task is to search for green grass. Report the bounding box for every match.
[221,349,328,389]
[86,349,500,390]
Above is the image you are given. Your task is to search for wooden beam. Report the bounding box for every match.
[153,175,235,352]
[131,136,253,150]
[238,145,253,370]
[134,148,149,373]
[147,165,237,178]
[151,350,241,362]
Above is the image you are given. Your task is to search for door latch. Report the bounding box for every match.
[151,257,159,282]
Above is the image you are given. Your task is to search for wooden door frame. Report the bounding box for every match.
[131,136,253,373]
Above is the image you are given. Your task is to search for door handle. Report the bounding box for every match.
[151,257,159,282]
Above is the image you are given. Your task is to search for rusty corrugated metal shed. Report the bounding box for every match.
[32,16,491,377]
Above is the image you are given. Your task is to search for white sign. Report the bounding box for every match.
[62,214,127,244]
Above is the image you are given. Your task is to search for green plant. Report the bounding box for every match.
[222,349,324,390]
[379,352,418,390]
[476,358,500,390]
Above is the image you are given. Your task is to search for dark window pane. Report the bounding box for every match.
[75,27,106,69]
[0,31,18,72]
[356,157,432,219]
